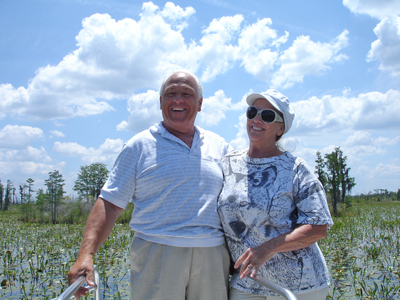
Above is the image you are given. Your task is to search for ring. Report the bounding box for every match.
[247,264,254,269]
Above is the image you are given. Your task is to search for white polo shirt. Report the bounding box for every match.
[100,122,233,247]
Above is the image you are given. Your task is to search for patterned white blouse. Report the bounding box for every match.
[217,150,333,296]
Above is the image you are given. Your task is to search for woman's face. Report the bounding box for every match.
[246,98,285,146]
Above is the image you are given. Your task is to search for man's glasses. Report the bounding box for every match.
[246,106,284,124]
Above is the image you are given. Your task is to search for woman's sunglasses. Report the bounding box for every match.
[246,106,284,124]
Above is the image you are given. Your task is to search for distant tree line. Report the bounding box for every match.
[0,163,133,224]
[1,156,398,222]
[348,189,400,203]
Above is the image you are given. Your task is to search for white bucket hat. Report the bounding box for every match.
[246,89,295,134]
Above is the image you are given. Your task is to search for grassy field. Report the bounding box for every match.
[0,201,399,299]
[319,202,400,299]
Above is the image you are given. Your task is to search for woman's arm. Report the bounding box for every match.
[235,224,328,279]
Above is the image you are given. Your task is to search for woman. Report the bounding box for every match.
[217,89,333,300]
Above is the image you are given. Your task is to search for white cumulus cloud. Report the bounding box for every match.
[345,131,400,158]
[53,138,124,165]
[0,125,44,149]
[229,113,248,150]
[50,130,65,138]
[196,14,244,82]
[0,2,196,121]
[3,146,51,163]
[197,90,234,127]
[343,0,400,20]
[237,18,286,82]
[343,0,400,77]
[367,16,400,77]
[0,161,65,179]
[0,1,356,123]
[272,30,349,88]
[292,89,400,135]
[116,90,162,133]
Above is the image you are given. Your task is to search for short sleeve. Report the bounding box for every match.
[100,142,138,209]
[293,159,333,227]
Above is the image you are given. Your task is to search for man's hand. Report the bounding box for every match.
[68,254,96,299]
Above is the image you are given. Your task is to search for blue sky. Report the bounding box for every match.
[0,0,399,198]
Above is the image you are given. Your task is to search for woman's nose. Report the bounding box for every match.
[253,112,263,122]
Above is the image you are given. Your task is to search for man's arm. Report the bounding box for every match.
[68,197,123,298]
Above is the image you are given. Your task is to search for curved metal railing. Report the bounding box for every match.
[52,265,100,300]
[250,275,297,300]
[53,266,296,300]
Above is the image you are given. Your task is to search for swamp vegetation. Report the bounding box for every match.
[0,201,399,299]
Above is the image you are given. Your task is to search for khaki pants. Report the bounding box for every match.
[230,286,329,300]
[129,237,230,300]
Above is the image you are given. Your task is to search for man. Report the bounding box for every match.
[68,70,232,300]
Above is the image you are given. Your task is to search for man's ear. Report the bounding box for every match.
[159,96,162,110]
[198,97,203,112]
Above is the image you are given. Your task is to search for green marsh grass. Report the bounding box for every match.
[0,209,133,299]
[1,202,399,299]
[320,202,400,299]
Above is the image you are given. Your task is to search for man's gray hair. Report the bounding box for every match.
[160,70,203,99]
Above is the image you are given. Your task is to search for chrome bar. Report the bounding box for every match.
[94,265,100,300]
[53,267,295,300]
[52,266,99,300]
[250,275,297,300]
[53,275,85,300]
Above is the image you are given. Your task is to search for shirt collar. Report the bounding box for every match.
[150,122,203,147]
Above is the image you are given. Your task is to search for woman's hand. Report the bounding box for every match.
[235,224,328,279]
[235,241,276,279]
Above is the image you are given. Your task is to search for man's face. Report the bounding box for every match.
[160,72,203,134]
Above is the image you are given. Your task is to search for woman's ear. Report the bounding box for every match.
[278,123,285,137]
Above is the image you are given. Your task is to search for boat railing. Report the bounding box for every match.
[250,274,297,300]
[52,265,100,300]
[53,266,297,300]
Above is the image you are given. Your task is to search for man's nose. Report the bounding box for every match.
[173,94,184,102]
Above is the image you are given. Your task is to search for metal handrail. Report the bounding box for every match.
[53,265,100,300]
[52,266,296,300]
[250,274,297,300]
